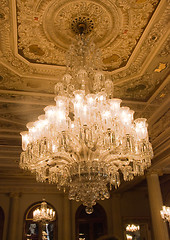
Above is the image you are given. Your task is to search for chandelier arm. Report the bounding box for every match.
[82,144,88,162]
[87,150,98,162]
[98,149,114,162]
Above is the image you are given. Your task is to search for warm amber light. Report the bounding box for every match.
[160,206,170,222]
[20,36,153,214]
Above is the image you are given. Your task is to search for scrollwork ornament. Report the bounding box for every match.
[113,72,162,101]
[0,0,168,84]
[0,64,25,90]
[159,37,170,57]
[15,0,159,71]
[0,0,10,55]
[0,4,9,24]
[109,1,169,81]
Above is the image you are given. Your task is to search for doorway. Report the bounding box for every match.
[76,203,107,240]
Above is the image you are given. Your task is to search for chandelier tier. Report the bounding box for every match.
[33,199,55,223]
[20,35,153,214]
[126,224,140,232]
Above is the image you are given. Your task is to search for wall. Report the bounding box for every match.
[0,192,63,240]
[18,193,63,240]
[121,190,150,217]
[0,194,9,240]
[0,189,151,240]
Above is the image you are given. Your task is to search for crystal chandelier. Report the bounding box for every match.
[126,224,140,232]
[33,199,55,223]
[20,33,153,214]
[160,206,170,223]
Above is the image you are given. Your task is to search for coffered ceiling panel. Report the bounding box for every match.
[15,0,159,69]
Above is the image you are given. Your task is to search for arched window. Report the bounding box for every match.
[0,207,5,240]
[76,203,107,240]
[23,202,57,240]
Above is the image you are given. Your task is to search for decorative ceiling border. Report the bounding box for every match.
[0,0,169,79]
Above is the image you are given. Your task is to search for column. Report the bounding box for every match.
[63,195,71,240]
[6,192,20,240]
[111,194,123,240]
[146,172,169,240]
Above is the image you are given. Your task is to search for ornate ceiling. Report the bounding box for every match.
[0,0,169,191]
[16,0,159,69]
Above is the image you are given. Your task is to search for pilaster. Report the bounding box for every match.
[146,172,169,240]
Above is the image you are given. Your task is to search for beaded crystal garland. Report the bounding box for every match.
[20,35,153,214]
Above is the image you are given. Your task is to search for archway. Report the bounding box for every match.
[76,203,107,240]
[23,201,57,240]
[0,207,5,240]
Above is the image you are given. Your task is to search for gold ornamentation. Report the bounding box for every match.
[16,0,159,69]
[154,63,166,72]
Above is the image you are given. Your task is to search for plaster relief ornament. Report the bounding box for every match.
[16,0,159,71]
[113,69,168,102]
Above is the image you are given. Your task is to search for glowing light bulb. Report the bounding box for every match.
[20,131,29,150]
[73,90,85,102]
[97,92,107,103]
[86,94,96,105]
[44,106,56,120]
[135,118,148,139]
[109,98,122,112]
[102,110,111,119]
[56,110,66,120]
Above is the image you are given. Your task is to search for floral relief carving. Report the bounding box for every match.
[0,0,169,103]
[114,57,170,102]
[0,0,9,24]
[0,65,24,90]
[113,74,153,101]
[0,1,37,74]
[159,36,170,57]
[110,2,169,82]
[0,65,62,94]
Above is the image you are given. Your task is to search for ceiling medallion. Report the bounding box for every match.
[71,16,94,35]
[19,26,153,214]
